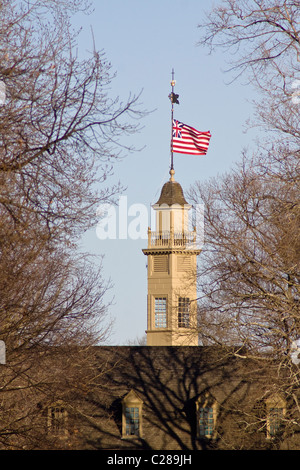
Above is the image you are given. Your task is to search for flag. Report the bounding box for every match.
[172,119,211,155]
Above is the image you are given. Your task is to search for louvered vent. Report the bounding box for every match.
[177,256,191,272]
[153,255,168,273]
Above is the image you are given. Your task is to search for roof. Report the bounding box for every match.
[155,170,188,206]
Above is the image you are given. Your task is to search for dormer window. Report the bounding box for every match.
[265,394,286,439]
[196,393,217,439]
[47,402,68,437]
[122,390,143,439]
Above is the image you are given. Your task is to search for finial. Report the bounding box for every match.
[169,168,175,181]
[171,68,176,87]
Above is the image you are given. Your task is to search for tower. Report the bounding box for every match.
[142,69,210,346]
[142,168,201,346]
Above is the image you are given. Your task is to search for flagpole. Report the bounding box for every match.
[169,69,180,174]
[170,69,175,171]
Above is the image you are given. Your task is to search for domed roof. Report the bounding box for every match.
[155,169,188,206]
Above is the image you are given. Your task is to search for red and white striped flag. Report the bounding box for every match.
[172,119,211,155]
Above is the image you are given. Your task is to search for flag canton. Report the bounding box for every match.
[173,120,183,139]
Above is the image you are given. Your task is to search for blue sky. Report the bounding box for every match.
[74,0,257,344]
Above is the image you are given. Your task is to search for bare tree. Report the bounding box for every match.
[187,0,300,442]
[0,0,145,449]
[199,0,300,83]
[0,0,144,240]
[199,0,300,165]
[190,155,299,352]
[195,0,300,344]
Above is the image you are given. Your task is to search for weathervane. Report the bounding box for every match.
[168,69,179,171]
